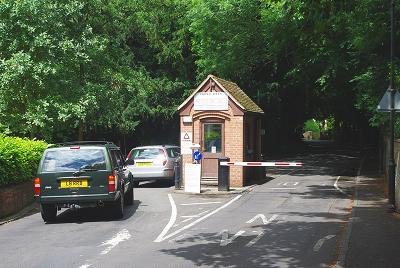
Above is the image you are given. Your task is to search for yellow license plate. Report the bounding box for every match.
[60,179,88,188]
[137,162,152,167]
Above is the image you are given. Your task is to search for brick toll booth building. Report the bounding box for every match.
[177,74,264,188]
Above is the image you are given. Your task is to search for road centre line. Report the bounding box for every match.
[155,195,242,242]
[180,201,222,206]
[154,194,177,243]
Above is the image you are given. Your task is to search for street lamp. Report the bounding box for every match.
[377,0,399,210]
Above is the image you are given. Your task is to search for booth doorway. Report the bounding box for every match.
[201,121,224,179]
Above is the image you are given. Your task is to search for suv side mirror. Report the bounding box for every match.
[125,158,135,165]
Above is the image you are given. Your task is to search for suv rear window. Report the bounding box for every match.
[131,148,163,159]
[42,148,106,172]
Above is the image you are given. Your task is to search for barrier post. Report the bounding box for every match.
[174,157,181,190]
[218,157,230,191]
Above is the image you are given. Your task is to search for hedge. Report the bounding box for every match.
[0,135,47,187]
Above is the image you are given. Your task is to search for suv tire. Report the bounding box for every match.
[124,187,134,206]
[112,191,124,219]
[41,204,57,222]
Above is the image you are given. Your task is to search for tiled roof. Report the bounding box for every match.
[211,75,264,114]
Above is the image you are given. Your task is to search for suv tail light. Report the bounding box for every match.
[108,173,116,192]
[34,177,41,196]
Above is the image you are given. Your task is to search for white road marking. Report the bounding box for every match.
[154,194,177,242]
[313,235,336,252]
[181,210,210,218]
[283,182,288,186]
[267,187,297,190]
[246,231,265,247]
[181,210,210,223]
[246,214,278,225]
[220,230,246,246]
[155,195,242,242]
[334,176,346,195]
[293,182,299,186]
[100,229,131,255]
[180,201,222,206]
[79,264,91,268]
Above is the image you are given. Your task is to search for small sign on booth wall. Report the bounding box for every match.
[184,163,201,193]
[181,131,192,155]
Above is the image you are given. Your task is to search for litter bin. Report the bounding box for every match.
[218,157,230,191]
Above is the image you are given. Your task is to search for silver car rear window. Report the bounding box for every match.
[132,148,163,159]
[42,148,106,172]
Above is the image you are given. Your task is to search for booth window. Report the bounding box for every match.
[204,123,222,153]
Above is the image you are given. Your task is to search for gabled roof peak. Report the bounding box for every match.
[178,74,264,114]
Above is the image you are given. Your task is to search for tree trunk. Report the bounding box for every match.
[78,121,84,141]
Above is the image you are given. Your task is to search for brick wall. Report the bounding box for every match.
[225,115,244,187]
[0,181,34,218]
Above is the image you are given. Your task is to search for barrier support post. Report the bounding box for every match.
[174,158,181,190]
[218,157,230,191]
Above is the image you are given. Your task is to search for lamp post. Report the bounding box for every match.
[377,0,398,210]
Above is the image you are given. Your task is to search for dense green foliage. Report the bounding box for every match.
[0,0,398,148]
[0,135,47,187]
[304,119,321,140]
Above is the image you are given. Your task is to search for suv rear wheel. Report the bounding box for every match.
[41,204,57,222]
[111,191,124,219]
[124,187,134,206]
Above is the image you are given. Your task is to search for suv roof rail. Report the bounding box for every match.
[53,141,116,146]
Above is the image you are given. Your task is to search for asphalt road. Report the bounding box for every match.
[0,141,361,268]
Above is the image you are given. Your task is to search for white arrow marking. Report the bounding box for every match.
[155,195,242,242]
[246,214,278,225]
[293,182,299,186]
[100,229,131,255]
[245,231,265,247]
[154,194,177,242]
[220,230,246,246]
[313,235,336,252]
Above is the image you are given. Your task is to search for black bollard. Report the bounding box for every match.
[174,157,181,189]
[218,157,230,191]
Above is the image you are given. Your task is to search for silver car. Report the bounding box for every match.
[125,145,180,185]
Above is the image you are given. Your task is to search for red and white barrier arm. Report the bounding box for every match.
[220,162,302,167]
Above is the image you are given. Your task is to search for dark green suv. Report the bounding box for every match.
[34,141,134,222]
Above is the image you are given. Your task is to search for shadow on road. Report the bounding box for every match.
[136,180,174,188]
[47,200,141,224]
[160,212,347,268]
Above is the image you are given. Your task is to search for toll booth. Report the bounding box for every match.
[178,74,264,187]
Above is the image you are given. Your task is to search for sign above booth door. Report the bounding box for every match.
[194,92,228,111]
